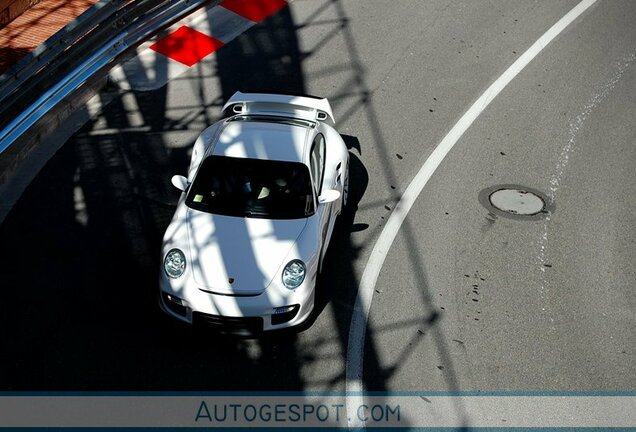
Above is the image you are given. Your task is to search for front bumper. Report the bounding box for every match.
[158,275,315,333]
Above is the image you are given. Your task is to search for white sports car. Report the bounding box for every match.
[159,92,349,334]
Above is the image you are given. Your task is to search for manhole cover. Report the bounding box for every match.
[489,188,545,215]
[478,185,553,221]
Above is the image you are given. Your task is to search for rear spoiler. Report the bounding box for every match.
[222,91,335,125]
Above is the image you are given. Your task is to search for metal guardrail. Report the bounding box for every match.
[0,0,220,155]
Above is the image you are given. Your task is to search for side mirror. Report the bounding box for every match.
[171,175,189,192]
[318,189,341,204]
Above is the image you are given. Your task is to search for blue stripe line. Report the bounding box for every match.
[1,391,635,397]
[0,428,634,431]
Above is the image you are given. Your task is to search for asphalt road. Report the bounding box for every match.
[1,0,634,399]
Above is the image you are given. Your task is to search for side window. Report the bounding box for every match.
[310,134,326,194]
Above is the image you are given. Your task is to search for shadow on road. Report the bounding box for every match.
[0,0,377,395]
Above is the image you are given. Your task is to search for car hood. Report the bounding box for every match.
[186,210,307,295]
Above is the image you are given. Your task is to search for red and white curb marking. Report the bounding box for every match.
[109,0,287,91]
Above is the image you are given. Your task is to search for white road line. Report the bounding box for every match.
[345,0,598,428]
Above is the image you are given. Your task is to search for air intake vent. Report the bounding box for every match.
[193,312,263,335]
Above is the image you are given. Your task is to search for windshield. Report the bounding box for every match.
[186,156,314,219]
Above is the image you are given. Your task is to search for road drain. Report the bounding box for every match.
[479,185,552,220]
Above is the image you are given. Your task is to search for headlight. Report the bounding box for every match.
[282,259,306,289]
[164,249,186,279]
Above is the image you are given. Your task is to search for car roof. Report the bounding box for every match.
[211,119,312,164]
